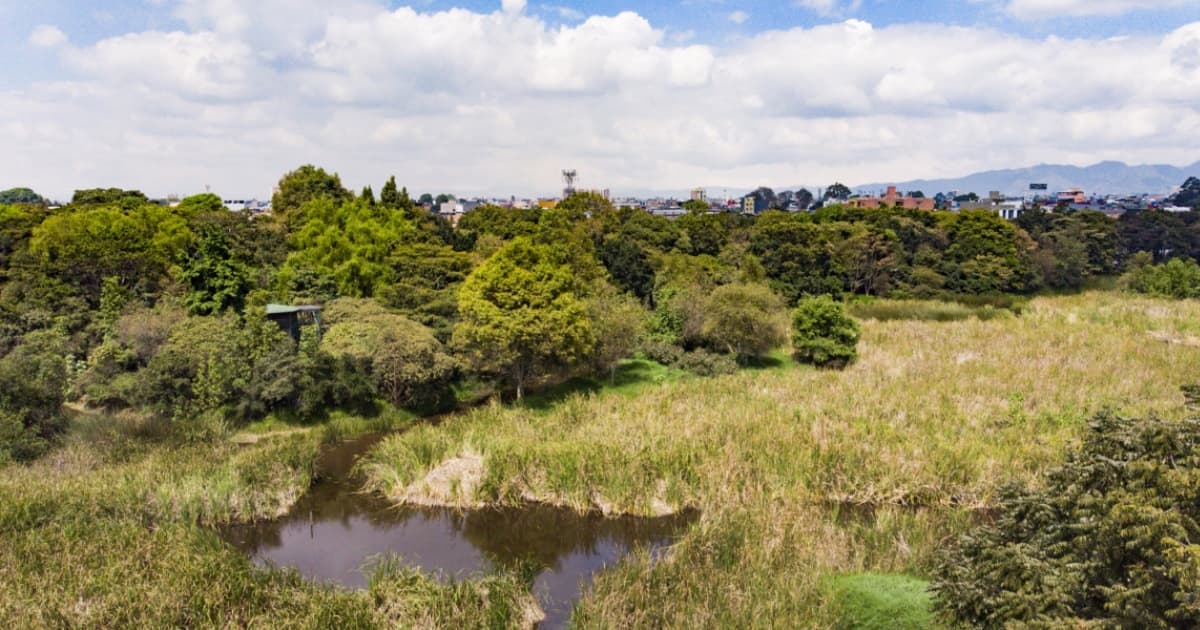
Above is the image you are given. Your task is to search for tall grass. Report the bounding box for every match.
[357,291,1200,627]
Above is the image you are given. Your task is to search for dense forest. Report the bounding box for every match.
[2,166,1200,464]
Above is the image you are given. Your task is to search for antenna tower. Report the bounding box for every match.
[562,169,578,198]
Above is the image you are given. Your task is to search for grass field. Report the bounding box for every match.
[3,291,1199,628]
[360,291,1200,627]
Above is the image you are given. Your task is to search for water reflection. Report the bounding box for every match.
[218,434,696,628]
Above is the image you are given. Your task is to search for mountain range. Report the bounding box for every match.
[846,160,1200,198]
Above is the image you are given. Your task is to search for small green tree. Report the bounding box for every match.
[270,164,351,228]
[321,299,456,409]
[453,237,593,400]
[701,283,787,361]
[585,283,647,381]
[791,296,860,367]
[0,330,70,463]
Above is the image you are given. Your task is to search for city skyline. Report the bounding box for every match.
[2,0,1199,200]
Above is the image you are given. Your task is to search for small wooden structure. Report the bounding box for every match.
[265,304,323,342]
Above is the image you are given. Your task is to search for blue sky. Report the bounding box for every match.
[2,0,1199,198]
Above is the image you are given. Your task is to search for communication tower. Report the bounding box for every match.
[562,169,578,198]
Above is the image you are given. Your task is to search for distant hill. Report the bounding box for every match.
[848,161,1200,197]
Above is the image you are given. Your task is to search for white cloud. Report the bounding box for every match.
[728,11,749,24]
[28,25,67,48]
[1005,0,1191,19]
[1,3,1198,201]
[502,0,527,14]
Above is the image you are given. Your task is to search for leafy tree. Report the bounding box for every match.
[0,330,70,463]
[175,193,224,215]
[270,165,351,228]
[676,210,729,256]
[700,283,787,361]
[28,204,193,304]
[360,186,376,206]
[376,242,474,338]
[940,210,1039,294]
[453,237,593,400]
[933,409,1200,629]
[178,229,250,315]
[418,193,434,206]
[749,212,846,302]
[557,192,614,219]
[321,299,456,408]
[0,188,46,205]
[791,295,860,368]
[1119,209,1200,263]
[455,205,541,247]
[279,196,416,298]
[1171,176,1200,209]
[825,183,852,201]
[585,283,646,381]
[599,238,654,301]
[70,188,149,209]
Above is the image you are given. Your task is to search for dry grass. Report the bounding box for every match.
[358,291,1200,627]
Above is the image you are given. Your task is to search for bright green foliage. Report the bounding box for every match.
[455,204,541,248]
[321,299,456,409]
[0,204,48,276]
[791,296,860,367]
[453,237,594,399]
[1124,256,1200,299]
[174,193,224,216]
[829,574,932,630]
[934,410,1200,629]
[0,188,45,205]
[585,283,647,380]
[701,283,787,361]
[280,196,416,298]
[179,229,249,315]
[270,165,351,227]
[377,242,474,338]
[0,330,70,463]
[28,204,192,303]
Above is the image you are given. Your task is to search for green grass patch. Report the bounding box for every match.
[520,358,687,411]
[828,573,933,630]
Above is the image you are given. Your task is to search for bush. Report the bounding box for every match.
[700,283,787,362]
[1122,255,1200,299]
[676,348,738,377]
[791,296,860,367]
[933,408,1200,628]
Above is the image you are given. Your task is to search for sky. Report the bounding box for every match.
[2,0,1200,200]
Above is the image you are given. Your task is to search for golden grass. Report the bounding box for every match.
[358,291,1200,627]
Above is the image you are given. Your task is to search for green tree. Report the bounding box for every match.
[585,283,646,381]
[701,283,787,361]
[934,408,1200,629]
[28,204,193,304]
[270,165,351,228]
[179,229,250,315]
[380,176,401,209]
[1123,256,1200,299]
[453,237,594,400]
[791,296,860,367]
[175,193,224,215]
[0,330,70,463]
[676,210,729,256]
[321,299,456,408]
[0,187,46,205]
[599,238,655,301]
[71,188,149,209]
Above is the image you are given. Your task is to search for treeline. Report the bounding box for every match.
[1,166,1198,462]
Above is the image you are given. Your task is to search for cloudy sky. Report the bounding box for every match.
[2,0,1199,200]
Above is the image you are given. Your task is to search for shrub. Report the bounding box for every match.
[1122,255,1200,299]
[700,283,787,362]
[933,408,1200,628]
[676,348,738,377]
[791,296,860,367]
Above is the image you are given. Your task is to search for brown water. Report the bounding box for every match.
[218,434,696,629]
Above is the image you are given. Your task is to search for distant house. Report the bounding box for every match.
[265,304,323,343]
[848,186,935,211]
[1057,188,1087,205]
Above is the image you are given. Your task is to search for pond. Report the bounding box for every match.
[218,433,696,629]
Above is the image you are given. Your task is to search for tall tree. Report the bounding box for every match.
[270,165,350,228]
[453,237,593,400]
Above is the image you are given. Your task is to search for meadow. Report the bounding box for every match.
[359,290,1200,627]
[2,290,1198,628]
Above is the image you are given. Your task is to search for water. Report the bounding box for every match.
[218,433,696,628]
